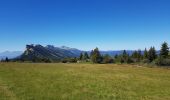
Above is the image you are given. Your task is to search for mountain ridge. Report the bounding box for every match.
[1,44,158,61]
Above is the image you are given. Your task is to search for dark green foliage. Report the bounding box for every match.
[122,50,128,59]
[122,50,129,63]
[144,48,148,59]
[127,57,134,64]
[90,48,102,63]
[68,57,77,63]
[78,52,90,62]
[114,54,121,63]
[61,57,77,63]
[156,56,170,66]
[142,59,150,64]
[131,50,143,62]
[61,59,67,63]
[114,54,118,59]
[83,52,89,60]
[5,57,9,62]
[14,42,170,66]
[102,54,114,64]
[79,53,83,60]
[137,49,142,62]
[148,47,157,62]
[120,57,124,64]
[41,58,51,63]
[90,50,94,59]
[160,42,169,58]
[131,50,138,62]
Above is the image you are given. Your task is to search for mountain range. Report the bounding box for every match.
[0,51,23,59]
[0,44,147,61]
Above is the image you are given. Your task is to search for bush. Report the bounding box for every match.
[142,59,150,63]
[155,57,170,66]
[102,58,114,64]
[68,58,77,63]
[62,59,67,63]
[41,58,51,63]
[127,58,134,64]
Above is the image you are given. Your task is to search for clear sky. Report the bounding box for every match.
[0,0,170,52]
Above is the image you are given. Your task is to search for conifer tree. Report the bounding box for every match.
[83,52,89,60]
[103,54,113,63]
[90,50,94,59]
[148,47,157,62]
[132,50,138,59]
[137,49,142,61]
[160,42,169,58]
[121,50,129,63]
[5,57,9,62]
[144,48,148,59]
[114,54,118,59]
[79,53,83,60]
[91,48,102,63]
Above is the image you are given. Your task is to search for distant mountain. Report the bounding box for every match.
[0,51,23,59]
[19,44,82,61]
[99,50,134,56]
[58,46,82,56]
[15,44,160,62]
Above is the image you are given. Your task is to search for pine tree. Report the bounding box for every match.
[91,48,102,63]
[148,47,157,62]
[5,57,9,62]
[160,42,169,58]
[132,50,138,59]
[90,50,94,59]
[122,50,128,63]
[79,53,83,60]
[114,54,118,59]
[103,54,111,63]
[137,49,142,61]
[144,48,148,59]
[83,52,89,60]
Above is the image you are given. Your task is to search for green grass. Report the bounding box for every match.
[0,63,170,100]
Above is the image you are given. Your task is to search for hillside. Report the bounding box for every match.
[19,45,81,61]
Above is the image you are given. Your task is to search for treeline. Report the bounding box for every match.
[64,42,170,66]
[1,42,170,66]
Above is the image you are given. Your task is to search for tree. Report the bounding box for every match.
[68,57,77,63]
[90,50,94,59]
[103,54,114,64]
[160,42,169,58]
[5,57,9,62]
[148,47,157,62]
[144,48,148,59]
[79,53,83,60]
[83,52,89,60]
[91,48,102,63]
[114,54,118,59]
[122,50,127,58]
[132,50,138,59]
[122,50,128,63]
[137,49,142,62]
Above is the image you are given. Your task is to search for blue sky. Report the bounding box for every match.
[0,0,170,52]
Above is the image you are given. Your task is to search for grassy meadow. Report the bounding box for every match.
[0,63,170,100]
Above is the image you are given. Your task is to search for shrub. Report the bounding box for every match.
[62,59,67,63]
[68,58,77,63]
[127,58,134,64]
[102,58,114,64]
[155,57,170,66]
[142,59,150,63]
